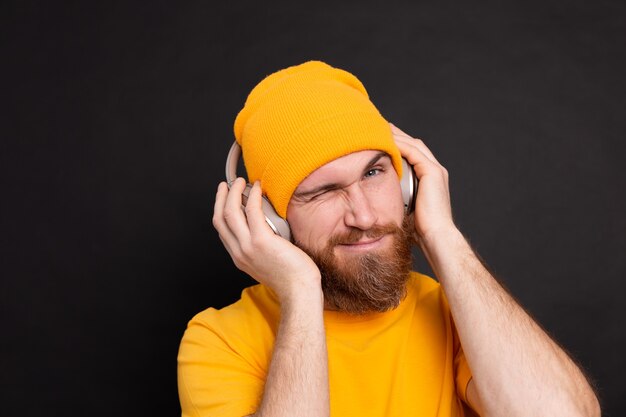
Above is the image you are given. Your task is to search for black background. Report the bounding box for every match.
[2,0,625,416]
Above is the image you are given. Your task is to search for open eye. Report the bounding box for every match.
[364,168,381,178]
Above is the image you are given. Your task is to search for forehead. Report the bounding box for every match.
[295,150,388,191]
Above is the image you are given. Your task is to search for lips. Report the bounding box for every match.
[336,235,387,251]
[343,236,384,246]
[327,222,401,252]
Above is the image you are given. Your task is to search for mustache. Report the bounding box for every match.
[327,223,402,246]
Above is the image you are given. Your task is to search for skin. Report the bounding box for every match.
[287,149,406,281]
[212,123,601,417]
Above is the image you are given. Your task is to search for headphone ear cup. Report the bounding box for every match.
[227,142,292,241]
[241,184,292,241]
[400,158,418,214]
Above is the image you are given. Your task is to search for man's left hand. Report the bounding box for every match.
[390,123,456,243]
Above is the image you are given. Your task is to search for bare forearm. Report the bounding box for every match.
[253,288,329,417]
[421,227,600,417]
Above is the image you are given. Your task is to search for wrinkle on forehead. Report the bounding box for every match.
[294,150,389,195]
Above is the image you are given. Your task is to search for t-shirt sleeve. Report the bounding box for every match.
[438,284,474,407]
[448,303,473,406]
[177,313,265,417]
[454,343,473,405]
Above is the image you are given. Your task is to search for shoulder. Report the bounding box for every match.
[181,284,279,351]
[405,271,454,321]
[177,285,276,417]
[407,271,444,301]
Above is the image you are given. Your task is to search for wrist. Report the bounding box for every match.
[277,279,324,311]
[418,226,477,285]
[419,225,464,252]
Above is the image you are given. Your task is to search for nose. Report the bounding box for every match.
[343,186,378,230]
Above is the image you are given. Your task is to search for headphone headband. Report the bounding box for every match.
[225,142,241,184]
[224,141,416,241]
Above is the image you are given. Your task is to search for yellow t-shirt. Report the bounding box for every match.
[178,272,473,416]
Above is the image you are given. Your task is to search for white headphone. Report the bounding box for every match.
[225,142,417,241]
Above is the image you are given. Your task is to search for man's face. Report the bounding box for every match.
[286,150,414,314]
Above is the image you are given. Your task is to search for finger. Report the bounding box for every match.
[390,123,441,165]
[395,139,440,179]
[212,181,229,230]
[246,181,274,236]
[389,123,414,141]
[212,181,241,250]
[392,130,440,165]
[223,177,252,241]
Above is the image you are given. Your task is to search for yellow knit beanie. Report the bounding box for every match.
[233,60,402,218]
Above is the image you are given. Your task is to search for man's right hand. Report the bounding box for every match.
[212,178,322,305]
[214,178,330,416]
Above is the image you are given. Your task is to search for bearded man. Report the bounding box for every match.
[177,61,599,417]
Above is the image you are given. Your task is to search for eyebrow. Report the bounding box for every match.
[293,151,389,199]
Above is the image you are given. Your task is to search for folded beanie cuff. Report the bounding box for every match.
[260,110,403,218]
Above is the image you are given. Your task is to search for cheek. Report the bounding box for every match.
[288,204,343,249]
[374,179,405,222]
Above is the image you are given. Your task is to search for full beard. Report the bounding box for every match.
[295,216,415,315]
